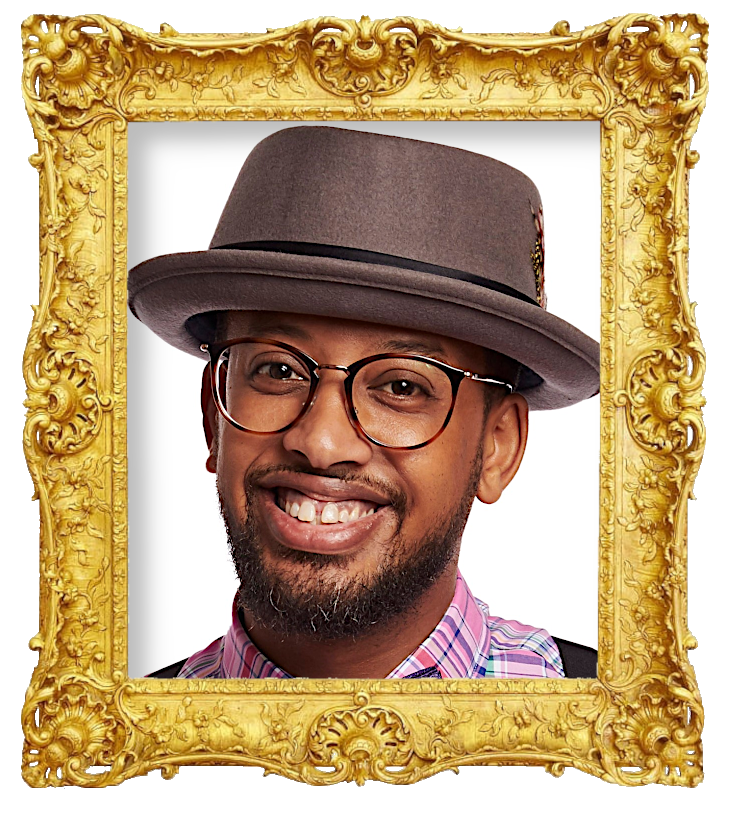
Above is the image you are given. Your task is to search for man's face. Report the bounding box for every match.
[207,311,520,640]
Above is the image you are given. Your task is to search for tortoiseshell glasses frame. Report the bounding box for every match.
[201,336,513,451]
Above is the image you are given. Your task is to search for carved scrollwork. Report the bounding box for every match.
[617,348,705,455]
[310,16,419,105]
[22,15,128,117]
[610,14,708,114]
[601,682,703,786]
[25,350,106,455]
[306,692,421,784]
[22,676,125,787]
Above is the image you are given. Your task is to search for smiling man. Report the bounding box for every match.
[128,126,600,680]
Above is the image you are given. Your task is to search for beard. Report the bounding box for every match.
[219,448,483,642]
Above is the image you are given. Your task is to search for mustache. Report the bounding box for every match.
[242,463,408,517]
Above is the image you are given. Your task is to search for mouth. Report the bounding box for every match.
[274,487,379,525]
[255,480,395,556]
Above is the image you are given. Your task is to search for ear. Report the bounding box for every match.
[201,363,218,474]
[476,394,528,504]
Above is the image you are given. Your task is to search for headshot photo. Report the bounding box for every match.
[126,121,601,681]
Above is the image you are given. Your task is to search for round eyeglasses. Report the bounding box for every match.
[201,338,513,451]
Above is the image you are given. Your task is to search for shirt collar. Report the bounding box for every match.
[221,570,490,679]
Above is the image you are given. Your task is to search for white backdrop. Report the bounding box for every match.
[126,119,601,676]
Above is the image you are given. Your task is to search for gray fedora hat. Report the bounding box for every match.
[128,126,599,410]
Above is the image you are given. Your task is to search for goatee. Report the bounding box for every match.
[221,454,482,642]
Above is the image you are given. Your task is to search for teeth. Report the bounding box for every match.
[321,503,339,524]
[277,490,379,525]
[297,501,316,522]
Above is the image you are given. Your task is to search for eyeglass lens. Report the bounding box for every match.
[216,342,454,448]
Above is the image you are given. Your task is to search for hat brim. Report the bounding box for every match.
[128,247,599,411]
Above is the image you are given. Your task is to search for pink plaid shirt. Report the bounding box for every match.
[176,571,564,679]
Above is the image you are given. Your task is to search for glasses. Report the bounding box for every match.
[201,337,513,451]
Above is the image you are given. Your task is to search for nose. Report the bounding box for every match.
[281,367,373,469]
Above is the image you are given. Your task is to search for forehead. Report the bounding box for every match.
[222,311,489,367]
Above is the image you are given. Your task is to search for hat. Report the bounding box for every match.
[128,126,599,410]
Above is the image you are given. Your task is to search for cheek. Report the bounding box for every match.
[393,431,479,519]
[215,429,264,506]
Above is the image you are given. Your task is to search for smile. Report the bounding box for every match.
[257,485,393,556]
[274,487,377,525]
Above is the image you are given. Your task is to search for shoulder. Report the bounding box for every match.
[146,657,188,679]
[485,614,564,678]
[146,636,226,679]
[484,615,599,678]
[550,636,598,678]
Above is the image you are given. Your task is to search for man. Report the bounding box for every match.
[128,126,599,680]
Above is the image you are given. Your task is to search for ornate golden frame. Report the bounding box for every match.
[20,12,708,787]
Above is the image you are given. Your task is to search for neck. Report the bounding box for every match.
[239,564,458,678]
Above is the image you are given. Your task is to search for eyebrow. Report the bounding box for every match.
[378,338,448,358]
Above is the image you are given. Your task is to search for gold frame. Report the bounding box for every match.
[20,12,708,787]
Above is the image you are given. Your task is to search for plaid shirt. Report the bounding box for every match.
[177,571,564,679]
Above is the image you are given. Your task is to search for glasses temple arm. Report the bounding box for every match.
[467,372,514,392]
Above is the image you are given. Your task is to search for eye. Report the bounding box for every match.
[380,379,424,397]
[362,363,439,403]
[254,362,305,381]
